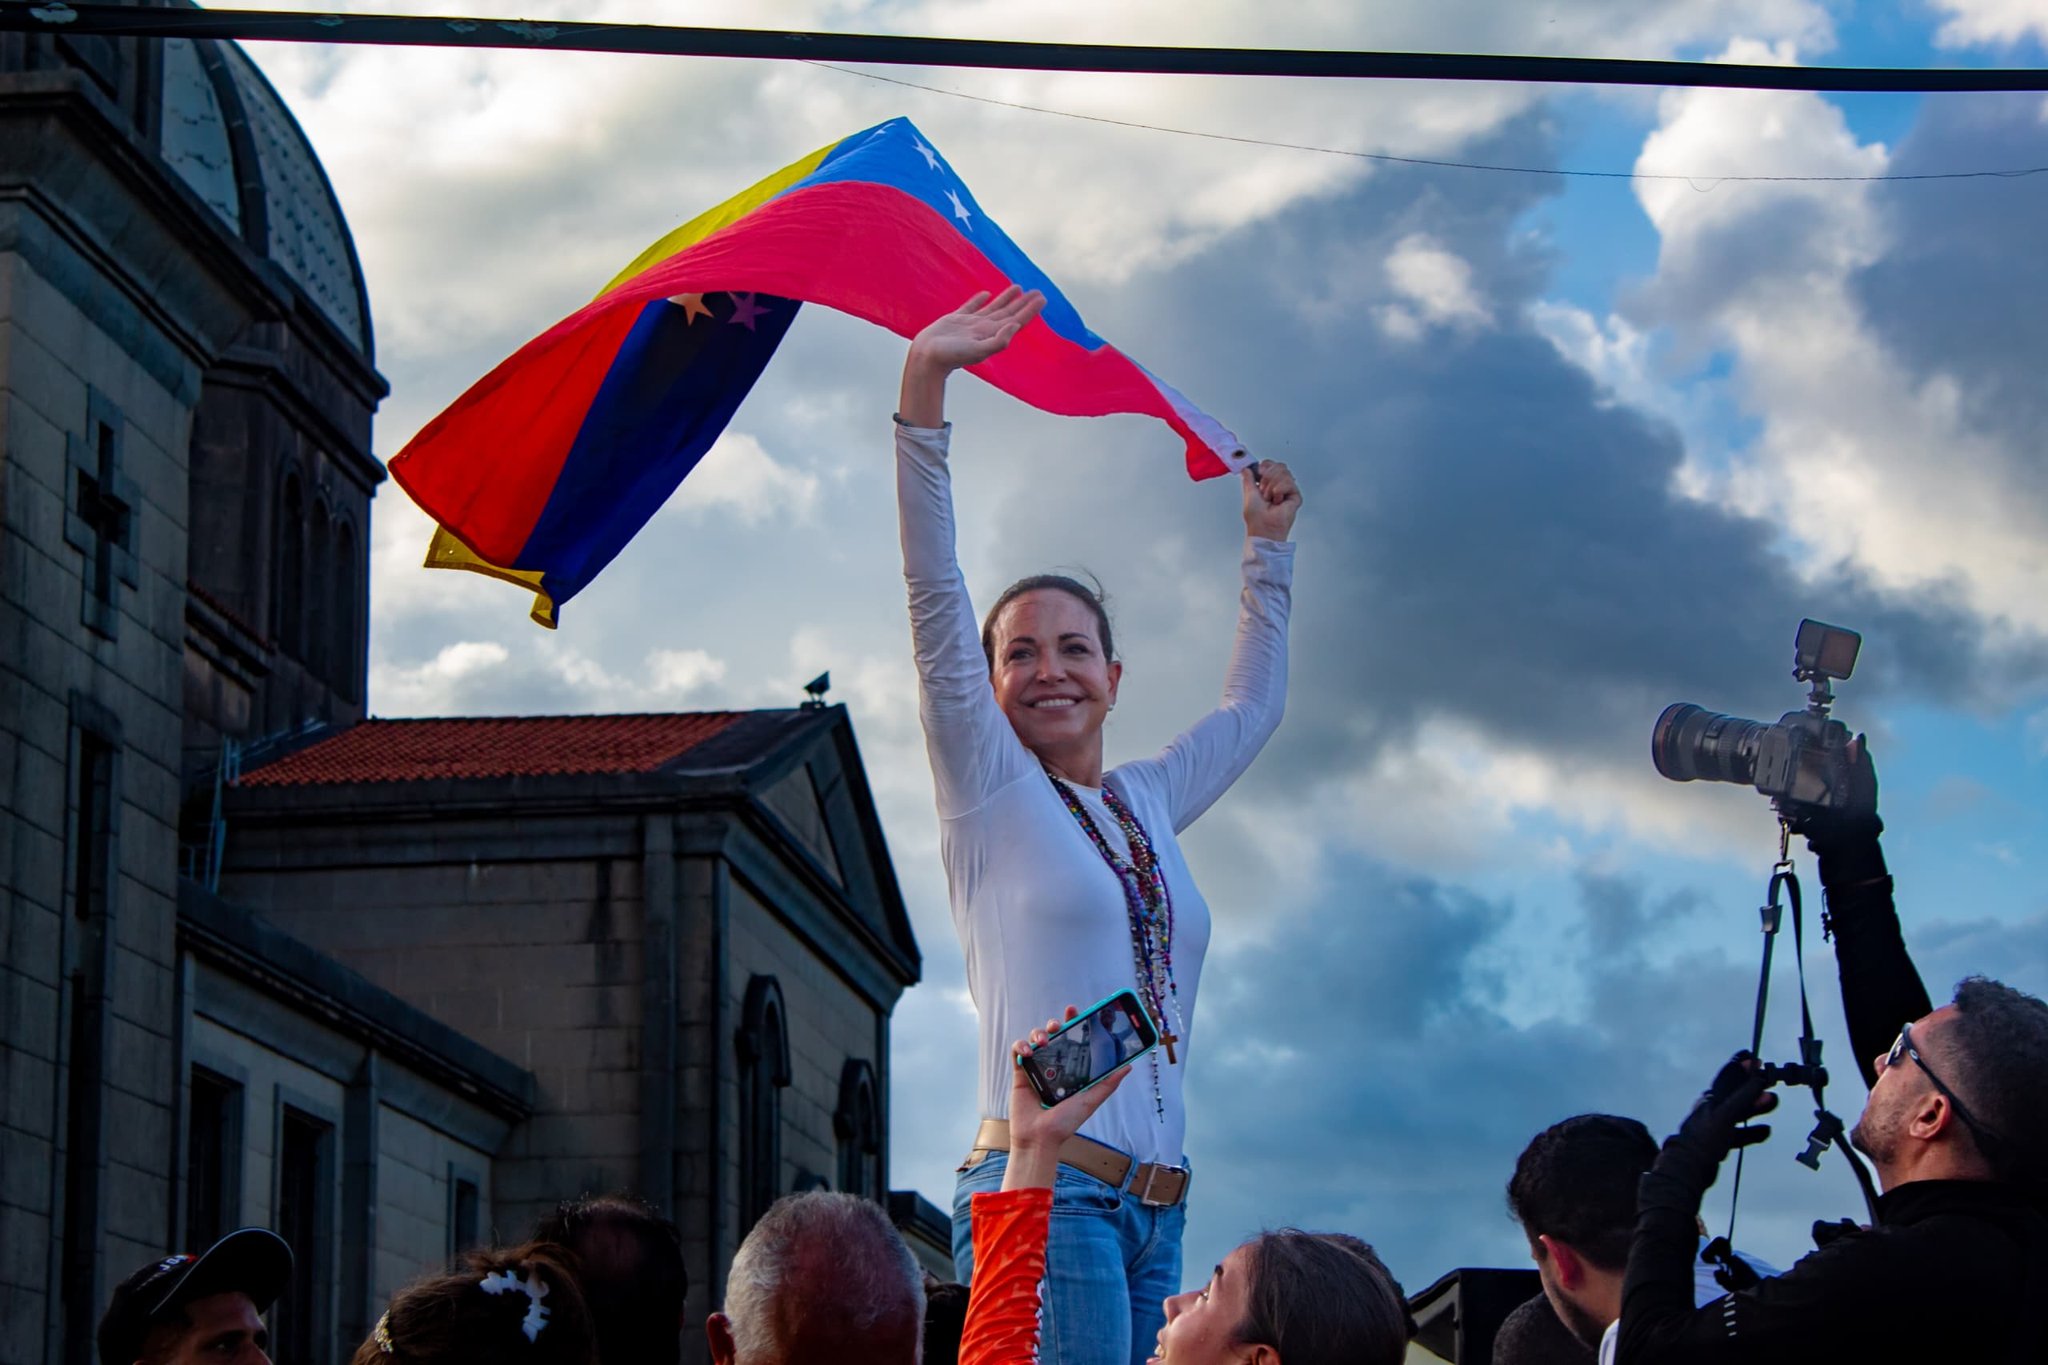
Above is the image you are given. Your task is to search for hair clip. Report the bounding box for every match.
[373,1312,395,1356]
[479,1267,552,1343]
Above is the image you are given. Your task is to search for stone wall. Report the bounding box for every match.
[225,844,648,1243]
[186,987,507,1362]
[718,875,886,1254]
[1,236,198,1363]
[372,1105,494,1306]
[187,1013,347,1354]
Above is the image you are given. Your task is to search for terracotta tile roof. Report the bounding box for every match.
[238,713,750,787]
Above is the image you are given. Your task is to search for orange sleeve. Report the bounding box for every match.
[959,1188,1054,1365]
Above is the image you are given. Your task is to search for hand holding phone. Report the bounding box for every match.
[1014,989,1159,1109]
[1002,1005,1135,1193]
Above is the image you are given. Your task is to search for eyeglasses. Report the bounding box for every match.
[1884,1020,2008,1170]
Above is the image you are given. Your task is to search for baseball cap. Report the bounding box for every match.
[97,1229,293,1365]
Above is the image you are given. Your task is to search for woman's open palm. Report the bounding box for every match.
[911,285,1046,373]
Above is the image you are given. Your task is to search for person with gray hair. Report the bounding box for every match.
[706,1192,925,1365]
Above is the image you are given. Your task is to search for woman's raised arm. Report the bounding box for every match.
[1128,460,1300,833]
[897,289,1048,820]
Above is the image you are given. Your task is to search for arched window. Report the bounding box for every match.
[736,976,791,1230]
[276,474,304,654]
[308,500,331,678]
[332,519,358,698]
[834,1059,881,1201]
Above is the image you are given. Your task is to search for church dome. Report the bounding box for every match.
[157,36,373,358]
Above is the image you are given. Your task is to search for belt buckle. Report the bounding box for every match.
[1133,1163,1190,1207]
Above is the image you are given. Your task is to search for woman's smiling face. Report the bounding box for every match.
[990,588,1121,768]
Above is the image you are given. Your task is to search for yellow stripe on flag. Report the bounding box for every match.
[423,138,844,626]
[423,525,559,629]
[595,137,843,299]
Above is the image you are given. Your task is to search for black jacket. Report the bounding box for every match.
[1617,1179,2048,1362]
[1616,833,2048,1363]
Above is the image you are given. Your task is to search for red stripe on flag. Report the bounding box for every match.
[391,178,1235,566]
[625,182,1234,477]
[391,305,644,566]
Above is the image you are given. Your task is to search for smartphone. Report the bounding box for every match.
[1016,989,1160,1108]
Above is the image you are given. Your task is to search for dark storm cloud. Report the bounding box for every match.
[948,88,2048,1269]
[1854,94,2048,462]
[1176,855,2048,1290]
[958,112,2048,807]
[1182,860,1810,1287]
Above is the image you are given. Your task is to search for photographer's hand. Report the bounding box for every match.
[1782,735,1884,882]
[1621,1058,1786,1362]
[1001,1008,1130,1193]
[1641,1053,1779,1214]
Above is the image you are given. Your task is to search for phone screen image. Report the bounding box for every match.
[1019,991,1160,1107]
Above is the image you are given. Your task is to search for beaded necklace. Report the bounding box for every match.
[1046,771,1186,1120]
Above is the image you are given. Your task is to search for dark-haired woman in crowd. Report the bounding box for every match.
[352,1243,595,1365]
[959,1013,1411,1365]
[896,286,1301,1365]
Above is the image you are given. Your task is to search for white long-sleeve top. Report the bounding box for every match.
[897,420,1293,1165]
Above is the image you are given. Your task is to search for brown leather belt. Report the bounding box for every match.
[961,1119,1192,1208]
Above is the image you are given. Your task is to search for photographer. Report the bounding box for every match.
[1614,743,2048,1362]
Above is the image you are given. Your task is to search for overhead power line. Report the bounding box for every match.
[807,61,2048,186]
[6,2,2048,94]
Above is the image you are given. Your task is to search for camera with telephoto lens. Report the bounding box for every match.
[1651,620,1864,814]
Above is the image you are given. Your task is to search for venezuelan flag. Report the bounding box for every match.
[390,116,1248,628]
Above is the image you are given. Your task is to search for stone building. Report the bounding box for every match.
[1,19,384,1365]
[0,23,922,1365]
[216,710,922,1339]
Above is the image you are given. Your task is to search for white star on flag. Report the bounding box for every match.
[911,138,941,171]
[946,189,973,228]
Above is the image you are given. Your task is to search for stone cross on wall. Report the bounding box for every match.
[63,387,139,638]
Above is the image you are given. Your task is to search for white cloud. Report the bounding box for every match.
[1388,233,1491,325]
[368,636,733,716]
[646,648,728,696]
[1377,233,1491,340]
[1173,714,1780,950]
[665,432,821,525]
[1523,41,2048,636]
[1928,0,2048,49]
[370,639,510,713]
[1530,302,1656,410]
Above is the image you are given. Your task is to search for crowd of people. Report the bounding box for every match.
[93,294,2048,1365]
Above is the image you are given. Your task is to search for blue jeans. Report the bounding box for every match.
[953,1151,1187,1365]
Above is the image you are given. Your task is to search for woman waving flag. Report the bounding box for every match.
[391,117,1248,627]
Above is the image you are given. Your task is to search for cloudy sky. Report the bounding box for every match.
[240,0,2048,1293]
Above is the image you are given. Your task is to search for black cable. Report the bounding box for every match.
[805,60,2048,186]
[7,2,2048,94]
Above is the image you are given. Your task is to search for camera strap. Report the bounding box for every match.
[1722,845,1794,1256]
[1720,827,1880,1273]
